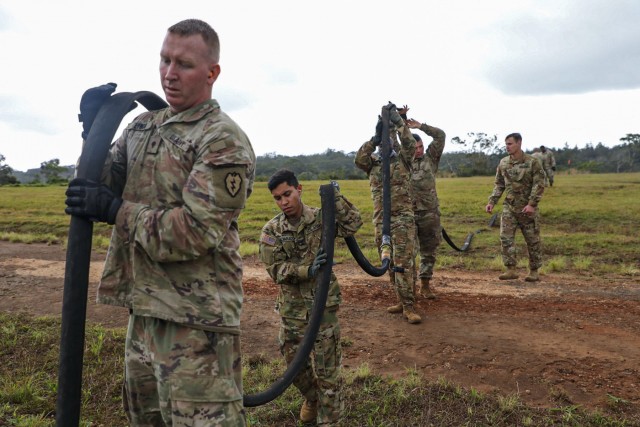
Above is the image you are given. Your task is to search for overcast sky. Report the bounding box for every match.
[1,0,639,171]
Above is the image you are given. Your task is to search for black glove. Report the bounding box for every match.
[308,248,327,278]
[65,178,123,224]
[389,109,405,127]
[78,83,117,139]
[552,166,556,171]
[372,117,383,146]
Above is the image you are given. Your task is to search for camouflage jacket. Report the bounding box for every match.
[97,99,256,334]
[488,153,545,211]
[541,150,556,169]
[411,123,446,212]
[258,192,362,320]
[354,124,416,224]
[531,152,545,168]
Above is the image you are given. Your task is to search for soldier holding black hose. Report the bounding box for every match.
[259,169,362,425]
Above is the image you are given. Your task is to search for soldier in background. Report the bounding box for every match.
[65,19,255,425]
[259,169,362,425]
[540,145,557,186]
[406,119,446,299]
[485,133,545,282]
[355,103,422,324]
[531,148,549,186]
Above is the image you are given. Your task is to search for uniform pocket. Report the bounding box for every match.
[171,375,242,403]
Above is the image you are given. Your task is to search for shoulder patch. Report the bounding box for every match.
[225,171,243,197]
[260,232,277,246]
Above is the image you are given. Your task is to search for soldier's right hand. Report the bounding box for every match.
[372,117,383,146]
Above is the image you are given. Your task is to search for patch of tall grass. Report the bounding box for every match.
[2,173,639,275]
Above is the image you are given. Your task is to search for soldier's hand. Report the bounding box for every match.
[406,118,421,129]
[389,109,405,127]
[330,180,340,192]
[552,166,556,171]
[372,117,383,146]
[398,104,409,120]
[65,178,122,225]
[308,248,327,278]
[485,204,494,214]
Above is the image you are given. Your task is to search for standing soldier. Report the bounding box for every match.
[406,118,446,299]
[531,148,549,187]
[65,19,255,425]
[540,145,556,186]
[355,103,422,324]
[485,133,545,282]
[259,169,362,425]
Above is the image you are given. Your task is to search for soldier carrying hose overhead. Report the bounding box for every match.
[355,103,422,324]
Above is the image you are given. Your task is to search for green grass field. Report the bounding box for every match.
[2,173,639,275]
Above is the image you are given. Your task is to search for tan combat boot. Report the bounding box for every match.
[418,278,437,300]
[299,399,317,423]
[525,269,540,282]
[499,266,519,280]
[387,303,403,314]
[403,306,422,324]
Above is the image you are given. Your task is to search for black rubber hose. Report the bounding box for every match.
[343,107,393,277]
[243,183,336,407]
[380,107,391,240]
[344,236,390,276]
[56,92,167,427]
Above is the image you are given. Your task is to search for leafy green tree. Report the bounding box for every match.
[618,134,640,172]
[0,154,18,185]
[40,158,67,184]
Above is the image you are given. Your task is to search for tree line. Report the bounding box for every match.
[1,133,639,185]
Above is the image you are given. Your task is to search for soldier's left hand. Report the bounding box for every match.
[521,204,536,216]
[308,248,327,278]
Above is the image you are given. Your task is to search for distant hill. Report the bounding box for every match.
[13,165,75,184]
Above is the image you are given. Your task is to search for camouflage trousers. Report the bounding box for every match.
[123,315,245,427]
[544,167,555,185]
[376,216,416,307]
[413,209,442,281]
[279,309,343,425]
[500,208,542,270]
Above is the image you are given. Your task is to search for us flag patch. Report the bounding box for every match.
[260,233,276,246]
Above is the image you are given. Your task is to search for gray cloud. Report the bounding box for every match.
[0,96,59,134]
[214,88,253,112]
[481,0,640,95]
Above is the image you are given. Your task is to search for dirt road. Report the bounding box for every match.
[1,241,638,413]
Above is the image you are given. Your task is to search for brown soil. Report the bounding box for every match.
[1,241,639,413]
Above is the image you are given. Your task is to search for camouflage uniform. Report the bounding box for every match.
[531,151,549,186]
[258,190,362,425]
[411,123,446,281]
[354,125,417,308]
[488,153,545,271]
[541,149,556,186]
[98,99,255,426]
